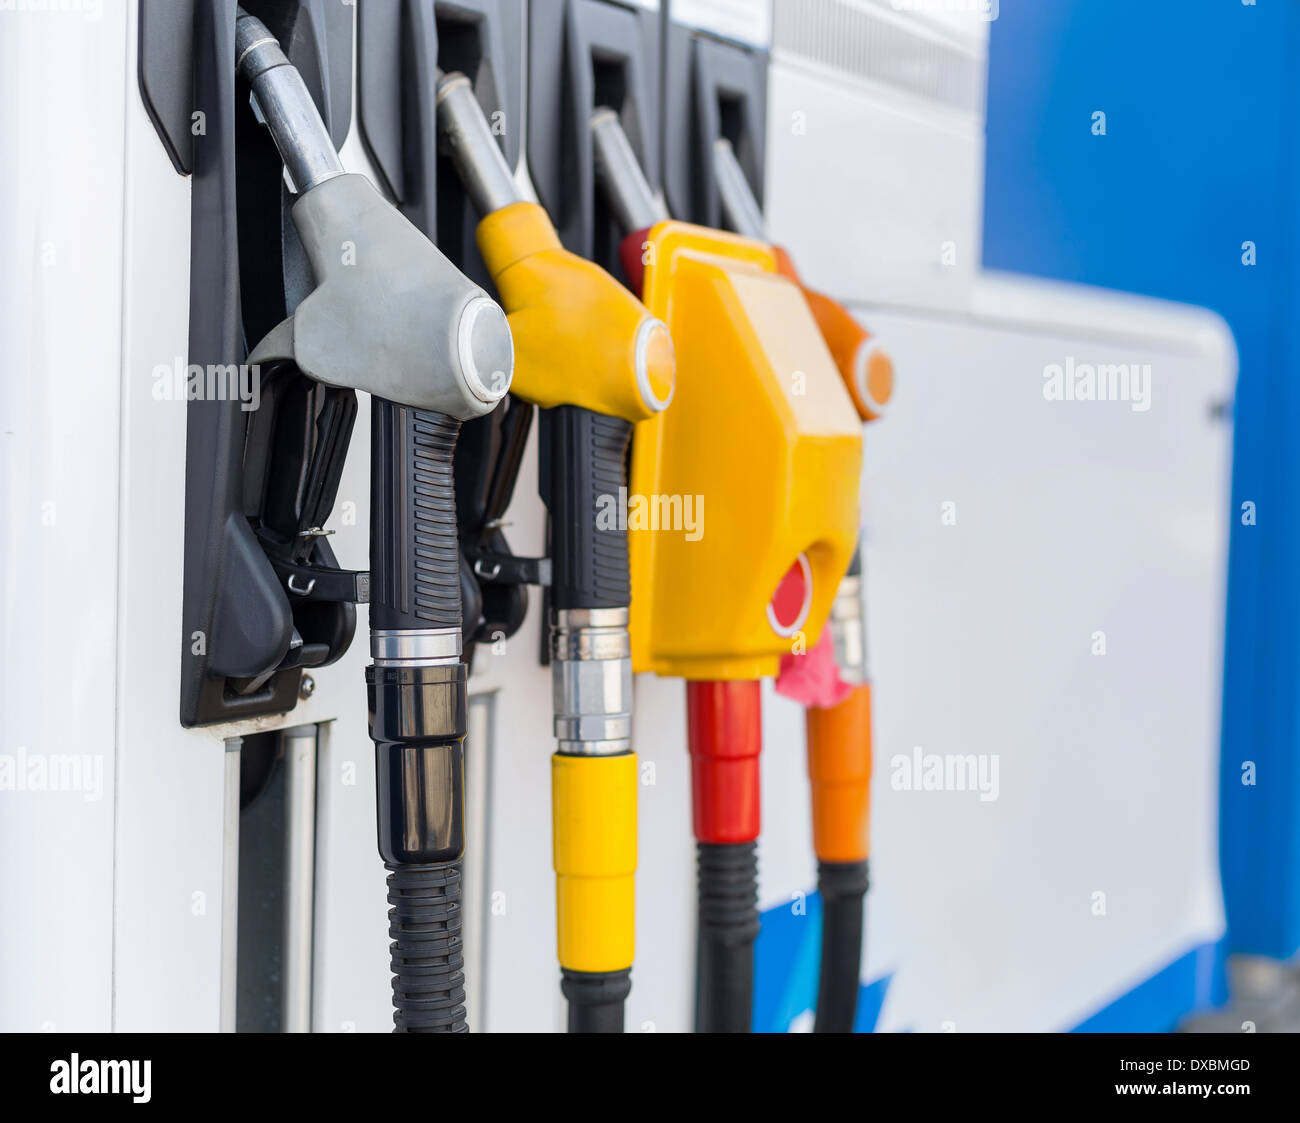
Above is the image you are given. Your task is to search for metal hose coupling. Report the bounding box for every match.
[550,608,633,756]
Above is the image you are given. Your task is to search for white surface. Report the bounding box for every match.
[0,1,124,1033]
[775,284,1231,1030]
[671,0,772,48]
[884,0,995,42]
[765,23,987,314]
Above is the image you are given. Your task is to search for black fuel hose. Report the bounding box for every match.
[369,404,469,1033]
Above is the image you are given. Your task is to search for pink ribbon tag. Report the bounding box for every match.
[775,627,853,709]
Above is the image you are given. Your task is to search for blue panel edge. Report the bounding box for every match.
[755,892,1227,1033]
[752,890,890,1033]
[1069,938,1229,1033]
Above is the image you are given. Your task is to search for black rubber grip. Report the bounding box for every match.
[814,859,869,1033]
[370,401,462,630]
[695,841,760,1033]
[561,968,631,1033]
[541,405,631,610]
[386,862,467,1033]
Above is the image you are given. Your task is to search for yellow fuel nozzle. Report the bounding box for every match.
[589,109,862,1033]
[437,75,680,1033]
[437,72,675,424]
[712,139,882,1032]
[475,202,675,422]
[629,221,863,681]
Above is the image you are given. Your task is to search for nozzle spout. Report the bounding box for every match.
[591,107,668,232]
[436,72,525,216]
[235,8,345,194]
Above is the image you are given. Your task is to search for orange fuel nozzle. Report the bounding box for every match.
[711,136,892,423]
[772,249,893,424]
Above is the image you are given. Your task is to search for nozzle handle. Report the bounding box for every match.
[542,407,632,611]
[369,403,464,636]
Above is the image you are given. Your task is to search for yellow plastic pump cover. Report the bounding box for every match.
[629,222,863,681]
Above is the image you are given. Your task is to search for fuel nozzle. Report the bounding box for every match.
[235,9,514,1033]
[236,12,512,421]
[435,74,680,1033]
[591,110,863,1034]
[803,553,873,1033]
[434,72,525,216]
[438,76,674,421]
[711,134,878,1033]
[713,136,893,423]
